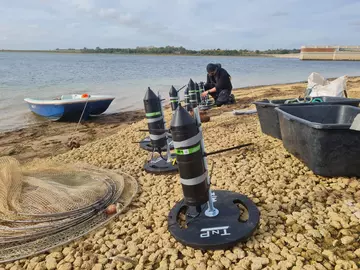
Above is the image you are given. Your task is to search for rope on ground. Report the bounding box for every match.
[68,96,91,149]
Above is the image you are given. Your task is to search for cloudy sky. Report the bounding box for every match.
[0,0,359,50]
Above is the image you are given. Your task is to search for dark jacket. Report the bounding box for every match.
[206,67,232,92]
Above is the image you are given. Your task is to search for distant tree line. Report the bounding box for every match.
[72,46,300,56]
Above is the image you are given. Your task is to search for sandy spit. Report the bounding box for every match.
[268,54,300,59]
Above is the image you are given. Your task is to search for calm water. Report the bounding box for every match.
[1,52,360,132]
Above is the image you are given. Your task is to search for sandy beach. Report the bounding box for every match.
[269,54,300,59]
[1,77,360,270]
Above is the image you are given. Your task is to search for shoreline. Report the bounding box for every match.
[0,110,145,163]
[0,50,298,58]
[268,53,299,59]
[2,74,359,134]
[2,76,360,165]
[1,77,360,268]
[0,82,303,135]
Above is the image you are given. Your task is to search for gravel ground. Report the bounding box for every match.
[1,79,360,270]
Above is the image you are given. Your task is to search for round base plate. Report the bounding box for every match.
[139,135,174,152]
[168,190,260,250]
[198,104,213,111]
[144,155,178,174]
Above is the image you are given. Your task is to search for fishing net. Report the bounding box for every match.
[0,156,138,263]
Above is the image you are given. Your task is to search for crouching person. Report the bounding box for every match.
[201,63,235,106]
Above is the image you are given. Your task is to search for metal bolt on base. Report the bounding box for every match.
[205,205,219,217]
[205,190,219,217]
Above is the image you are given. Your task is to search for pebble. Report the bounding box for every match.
[92,263,103,270]
[57,263,72,270]
[355,248,360,258]
[45,257,57,270]
[46,252,63,261]
[340,236,355,245]
[81,261,94,269]
[322,250,336,263]
[220,257,231,268]
[225,252,237,262]
[9,267,21,270]
[62,248,72,257]
[233,248,246,259]
[250,261,262,270]
[34,262,46,270]
[236,257,251,268]
[73,257,82,267]
[268,253,284,261]
[269,243,281,254]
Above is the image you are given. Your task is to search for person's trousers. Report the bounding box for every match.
[204,83,232,106]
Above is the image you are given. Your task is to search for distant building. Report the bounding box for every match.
[300,45,360,61]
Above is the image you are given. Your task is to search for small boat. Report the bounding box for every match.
[24,94,115,121]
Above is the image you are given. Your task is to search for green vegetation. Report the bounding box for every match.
[2,46,300,56]
[78,46,300,56]
[1,49,82,53]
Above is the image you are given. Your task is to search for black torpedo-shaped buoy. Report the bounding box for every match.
[141,87,177,174]
[139,87,174,152]
[188,79,197,110]
[168,104,260,250]
[169,85,179,113]
[184,87,191,112]
[198,81,214,111]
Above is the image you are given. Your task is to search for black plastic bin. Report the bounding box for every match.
[275,104,360,177]
[253,96,360,140]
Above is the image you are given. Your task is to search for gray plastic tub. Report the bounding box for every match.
[253,96,360,139]
[275,104,360,177]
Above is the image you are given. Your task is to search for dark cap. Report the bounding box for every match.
[206,63,217,73]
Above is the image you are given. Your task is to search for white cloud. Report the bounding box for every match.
[350,20,360,26]
[271,11,289,17]
[66,22,80,29]
[98,8,118,18]
[0,0,359,50]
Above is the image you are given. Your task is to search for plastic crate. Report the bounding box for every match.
[253,96,360,140]
[275,104,360,177]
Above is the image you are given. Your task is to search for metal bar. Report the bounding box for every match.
[204,143,253,157]
[176,84,187,92]
[158,92,172,162]
[193,107,219,218]
[139,129,169,133]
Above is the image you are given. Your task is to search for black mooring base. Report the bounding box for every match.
[144,155,178,174]
[139,134,174,152]
[199,104,213,111]
[139,135,174,152]
[168,190,260,250]
[199,100,215,111]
